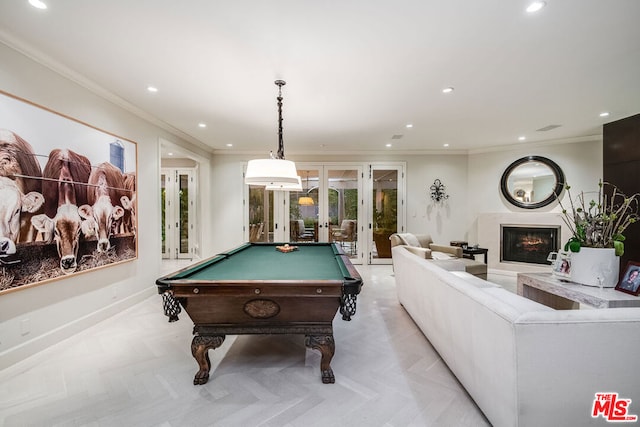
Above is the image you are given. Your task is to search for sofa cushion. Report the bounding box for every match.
[394,245,486,278]
[414,234,434,248]
[431,259,466,272]
[430,243,463,257]
[433,252,487,277]
[431,251,455,260]
[404,246,432,259]
[460,259,488,277]
[450,271,500,289]
[483,287,554,314]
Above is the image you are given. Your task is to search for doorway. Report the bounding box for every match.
[288,165,363,261]
[368,164,405,264]
[161,168,196,260]
[244,162,404,265]
[245,164,365,264]
[246,185,275,243]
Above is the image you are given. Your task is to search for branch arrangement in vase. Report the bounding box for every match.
[556,180,640,256]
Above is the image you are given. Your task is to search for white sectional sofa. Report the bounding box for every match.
[392,245,640,427]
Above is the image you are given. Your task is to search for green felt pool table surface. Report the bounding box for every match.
[173,243,350,281]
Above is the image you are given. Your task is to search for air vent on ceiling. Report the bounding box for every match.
[536,124,562,132]
[391,134,403,139]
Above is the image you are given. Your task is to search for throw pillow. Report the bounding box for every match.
[397,233,421,247]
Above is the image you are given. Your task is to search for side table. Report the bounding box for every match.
[462,247,488,264]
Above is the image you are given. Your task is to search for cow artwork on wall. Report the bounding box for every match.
[0,90,137,294]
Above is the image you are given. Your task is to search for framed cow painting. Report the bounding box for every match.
[0,90,137,294]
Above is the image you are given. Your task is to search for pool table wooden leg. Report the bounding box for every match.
[305,334,335,384]
[191,334,225,385]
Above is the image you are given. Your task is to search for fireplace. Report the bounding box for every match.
[501,225,560,265]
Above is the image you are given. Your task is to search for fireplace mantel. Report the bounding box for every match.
[477,212,571,273]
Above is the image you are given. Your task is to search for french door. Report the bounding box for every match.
[161,168,196,259]
[286,165,364,264]
[245,162,404,265]
[245,164,364,264]
[368,164,405,264]
[325,165,363,263]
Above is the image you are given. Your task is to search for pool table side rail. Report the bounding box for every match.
[156,243,253,291]
[336,253,363,293]
[166,280,346,296]
[156,242,363,295]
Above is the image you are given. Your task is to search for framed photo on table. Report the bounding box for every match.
[615,261,640,296]
[551,251,571,278]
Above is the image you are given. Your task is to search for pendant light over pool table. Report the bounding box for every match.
[245,80,300,190]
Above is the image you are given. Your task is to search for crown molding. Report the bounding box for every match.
[1,32,213,154]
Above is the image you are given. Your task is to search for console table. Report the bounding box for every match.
[517,272,640,309]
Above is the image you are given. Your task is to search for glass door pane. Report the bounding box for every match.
[161,173,168,259]
[248,186,273,242]
[371,168,399,262]
[161,168,196,259]
[177,172,192,257]
[289,169,319,243]
[327,167,361,262]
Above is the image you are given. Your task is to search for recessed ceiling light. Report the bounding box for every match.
[443,143,450,147]
[526,1,546,13]
[386,143,392,148]
[226,143,233,147]
[147,86,158,93]
[28,0,47,9]
[599,112,610,117]
[198,123,207,128]
[518,136,526,141]
[442,87,454,94]
[406,124,413,128]
[167,152,173,156]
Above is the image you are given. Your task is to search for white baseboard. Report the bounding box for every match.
[0,286,156,372]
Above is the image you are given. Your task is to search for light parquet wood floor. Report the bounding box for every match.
[0,264,491,427]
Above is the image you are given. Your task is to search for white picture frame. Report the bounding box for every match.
[551,251,571,278]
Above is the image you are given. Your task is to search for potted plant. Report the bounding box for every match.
[372,207,397,258]
[556,180,639,287]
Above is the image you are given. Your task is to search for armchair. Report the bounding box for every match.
[332,219,357,254]
[249,223,264,242]
[390,233,486,278]
[290,219,314,242]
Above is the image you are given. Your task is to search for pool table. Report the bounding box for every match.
[156,242,363,385]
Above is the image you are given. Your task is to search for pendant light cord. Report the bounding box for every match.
[275,79,286,160]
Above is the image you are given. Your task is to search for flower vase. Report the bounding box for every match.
[569,247,620,287]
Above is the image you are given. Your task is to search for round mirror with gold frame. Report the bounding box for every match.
[500,156,565,209]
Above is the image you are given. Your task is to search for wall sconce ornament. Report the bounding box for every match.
[430,179,449,202]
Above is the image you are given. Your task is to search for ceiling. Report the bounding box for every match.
[1,0,639,156]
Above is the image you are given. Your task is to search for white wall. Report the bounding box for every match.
[208,143,601,259]
[0,42,206,367]
[210,154,247,253]
[405,154,468,244]
[466,138,603,246]
[208,152,470,254]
